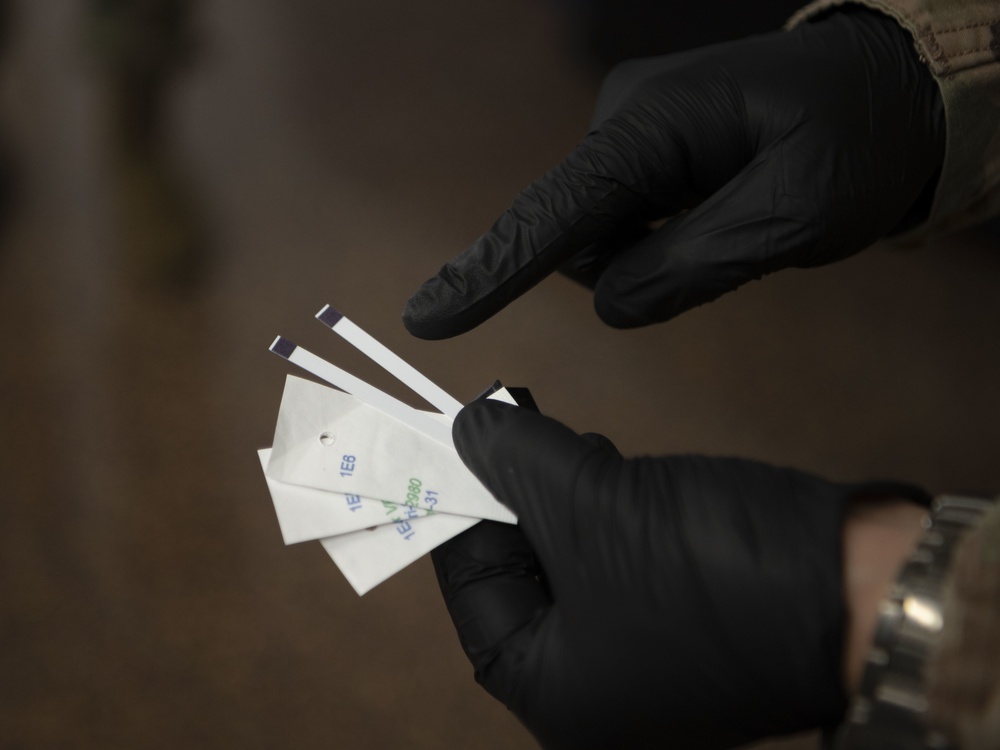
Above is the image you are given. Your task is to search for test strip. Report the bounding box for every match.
[269,336,454,448]
[316,305,464,419]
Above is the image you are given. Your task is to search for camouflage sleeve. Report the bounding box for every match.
[788,0,1000,240]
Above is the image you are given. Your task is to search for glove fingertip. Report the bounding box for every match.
[402,277,463,340]
[593,291,652,329]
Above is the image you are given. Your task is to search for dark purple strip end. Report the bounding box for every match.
[316,305,344,328]
[270,336,297,359]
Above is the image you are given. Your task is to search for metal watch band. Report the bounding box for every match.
[834,494,997,750]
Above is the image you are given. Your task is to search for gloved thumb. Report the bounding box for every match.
[453,399,621,572]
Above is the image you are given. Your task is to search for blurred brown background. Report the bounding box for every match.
[1,1,998,748]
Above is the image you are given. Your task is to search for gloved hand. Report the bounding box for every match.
[405,9,944,338]
[434,399,928,749]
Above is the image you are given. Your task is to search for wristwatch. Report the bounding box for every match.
[834,494,997,750]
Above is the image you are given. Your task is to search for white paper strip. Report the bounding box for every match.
[269,336,454,448]
[316,305,465,418]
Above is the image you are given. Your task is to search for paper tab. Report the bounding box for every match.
[320,514,480,595]
[259,449,434,544]
[266,375,516,524]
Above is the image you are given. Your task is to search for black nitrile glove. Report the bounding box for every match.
[434,400,928,749]
[405,9,944,338]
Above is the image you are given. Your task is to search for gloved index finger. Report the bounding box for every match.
[403,131,667,340]
[431,520,550,706]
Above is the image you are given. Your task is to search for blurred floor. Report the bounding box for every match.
[1,1,998,749]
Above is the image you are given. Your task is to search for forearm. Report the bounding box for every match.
[841,495,928,690]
